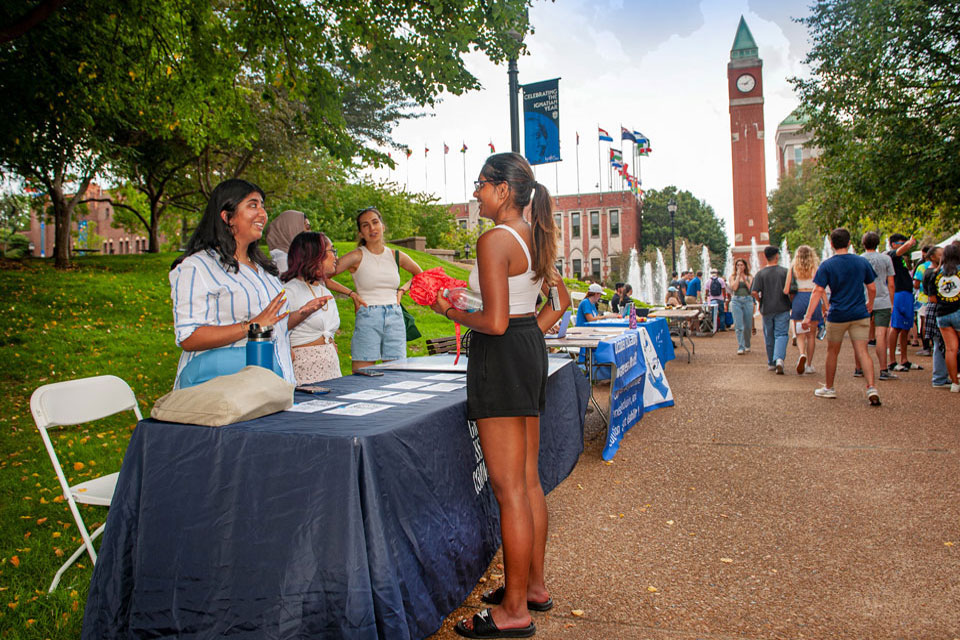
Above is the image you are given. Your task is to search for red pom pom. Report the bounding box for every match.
[408,268,468,306]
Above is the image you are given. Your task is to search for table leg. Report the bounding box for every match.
[586,348,609,426]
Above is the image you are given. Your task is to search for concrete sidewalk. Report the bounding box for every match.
[431,330,960,639]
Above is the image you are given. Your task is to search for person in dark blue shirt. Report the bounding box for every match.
[685,271,702,304]
[802,228,879,405]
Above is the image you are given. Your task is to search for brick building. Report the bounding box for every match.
[774,109,820,179]
[449,189,641,282]
[24,183,159,257]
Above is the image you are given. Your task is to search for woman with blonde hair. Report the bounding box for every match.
[784,244,822,374]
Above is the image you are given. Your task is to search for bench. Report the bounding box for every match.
[425,332,471,356]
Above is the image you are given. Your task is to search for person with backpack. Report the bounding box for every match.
[705,268,728,331]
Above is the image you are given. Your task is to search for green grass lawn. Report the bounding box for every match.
[0,247,596,638]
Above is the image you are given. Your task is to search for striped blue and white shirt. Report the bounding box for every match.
[169,250,295,389]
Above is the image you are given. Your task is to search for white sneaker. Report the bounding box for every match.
[737,348,744,355]
[775,358,784,375]
[796,354,807,375]
[767,364,776,371]
[815,386,837,398]
[745,347,750,352]
[866,386,881,406]
[951,383,960,393]
[804,365,817,374]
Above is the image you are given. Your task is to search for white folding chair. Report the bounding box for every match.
[30,375,142,592]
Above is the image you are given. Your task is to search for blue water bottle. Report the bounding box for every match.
[246,323,279,374]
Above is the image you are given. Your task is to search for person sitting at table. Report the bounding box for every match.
[619,284,634,316]
[264,209,308,273]
[576,283,605,325]
[665,286,683,307]
[328,207,423,372]
[281,231,342,384]
[169,179,329,389]
[430,152,570,638]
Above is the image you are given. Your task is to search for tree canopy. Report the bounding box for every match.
[0,0,533,266]
[639,186,728,266]
[793,0,960,231]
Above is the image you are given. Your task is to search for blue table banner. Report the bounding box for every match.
[639,326,675,413]
[603,369,645,461]
[594,330,646,394]
[586,317,674,366]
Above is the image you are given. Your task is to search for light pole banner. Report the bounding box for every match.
[522,78,561,165]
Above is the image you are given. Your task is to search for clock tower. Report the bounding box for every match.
[728,16,769,260]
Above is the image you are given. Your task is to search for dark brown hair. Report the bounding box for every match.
[480,152,559,284]
[355,207,386,247]
[281,231,333,284]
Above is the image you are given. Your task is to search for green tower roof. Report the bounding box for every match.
[730,16,759,60]
[779,109,810,127]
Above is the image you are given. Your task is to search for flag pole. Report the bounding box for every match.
[443,144,448,203]
[576,132,581,205]
[597,124,603,203]
[424,147,428,193]
[462,145,467,201]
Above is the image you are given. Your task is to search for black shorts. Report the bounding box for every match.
[467,316,547,420]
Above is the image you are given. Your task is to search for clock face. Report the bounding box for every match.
[736,74,756,93]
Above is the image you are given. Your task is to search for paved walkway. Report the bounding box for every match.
[431,330,960,639]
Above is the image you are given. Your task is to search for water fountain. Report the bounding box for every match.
[723,245,734,280]
[750,237,761,274]
[626,248,643,303]
[654,249,668,305]
[678,242,688,275]
[700,245,711,277]
[643,261,655,304]
[821,235,834,262]
[780,238,791,272]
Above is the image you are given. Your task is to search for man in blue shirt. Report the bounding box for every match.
[802,228,879,405]
[685,271,702,304]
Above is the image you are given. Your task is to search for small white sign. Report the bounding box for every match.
[325,402,392,416]
[382,380,433,390]
[423,373,464,381]
[419,382,466,392]
[376,392,436,404]
[338,389,399,401]
[286,400,344,413]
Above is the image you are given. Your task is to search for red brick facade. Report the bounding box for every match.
[449,189,641,281]
[728,19,770,261]
[23,183,160,257]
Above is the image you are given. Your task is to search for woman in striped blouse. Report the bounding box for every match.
[169,179,328,389]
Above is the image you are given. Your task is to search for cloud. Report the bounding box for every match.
[371,0,811,243]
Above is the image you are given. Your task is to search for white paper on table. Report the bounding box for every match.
[381,380,433,390]
[422,373,464,381]
[286,399,345,413]
[419,382,466,392]
[337,389,399,401]
[376,392,436,404]
[324,402,392,416]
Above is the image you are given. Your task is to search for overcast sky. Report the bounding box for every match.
[365,0,814,243]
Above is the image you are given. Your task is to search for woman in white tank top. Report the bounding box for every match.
[329,207,422,371]
[430,153,571,637]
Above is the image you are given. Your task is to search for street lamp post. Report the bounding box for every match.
[668,197,678,273]
[464,242,471,260]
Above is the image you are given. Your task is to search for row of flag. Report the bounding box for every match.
[597,126,652,154]
[397,142,496,159]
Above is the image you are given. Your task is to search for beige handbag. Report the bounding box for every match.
[152,366,294,426]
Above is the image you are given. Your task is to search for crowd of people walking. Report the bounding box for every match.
[701,229,960,405]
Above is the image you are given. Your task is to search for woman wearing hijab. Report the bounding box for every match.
[265,210,309,273]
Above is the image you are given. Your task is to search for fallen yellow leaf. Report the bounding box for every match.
[720,558,734,563]
[647,586,658,592]
[10,556,19,567]
[571,609,584,617]
[73,462,84,471]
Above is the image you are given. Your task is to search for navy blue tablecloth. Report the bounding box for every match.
[82,359,589,640]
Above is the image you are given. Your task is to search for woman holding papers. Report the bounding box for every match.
[280,232,340,384]
[431,152,570,639]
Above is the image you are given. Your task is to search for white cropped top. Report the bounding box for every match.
[352,245,401,306]
[795,277,815,290]
[468,224,543,315]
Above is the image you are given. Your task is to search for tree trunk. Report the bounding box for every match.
[52,187,71,269]
[149,214,160,252]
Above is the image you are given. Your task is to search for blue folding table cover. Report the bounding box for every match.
[82,358,589,640]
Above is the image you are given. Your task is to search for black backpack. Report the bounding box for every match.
[709,277,722,297]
